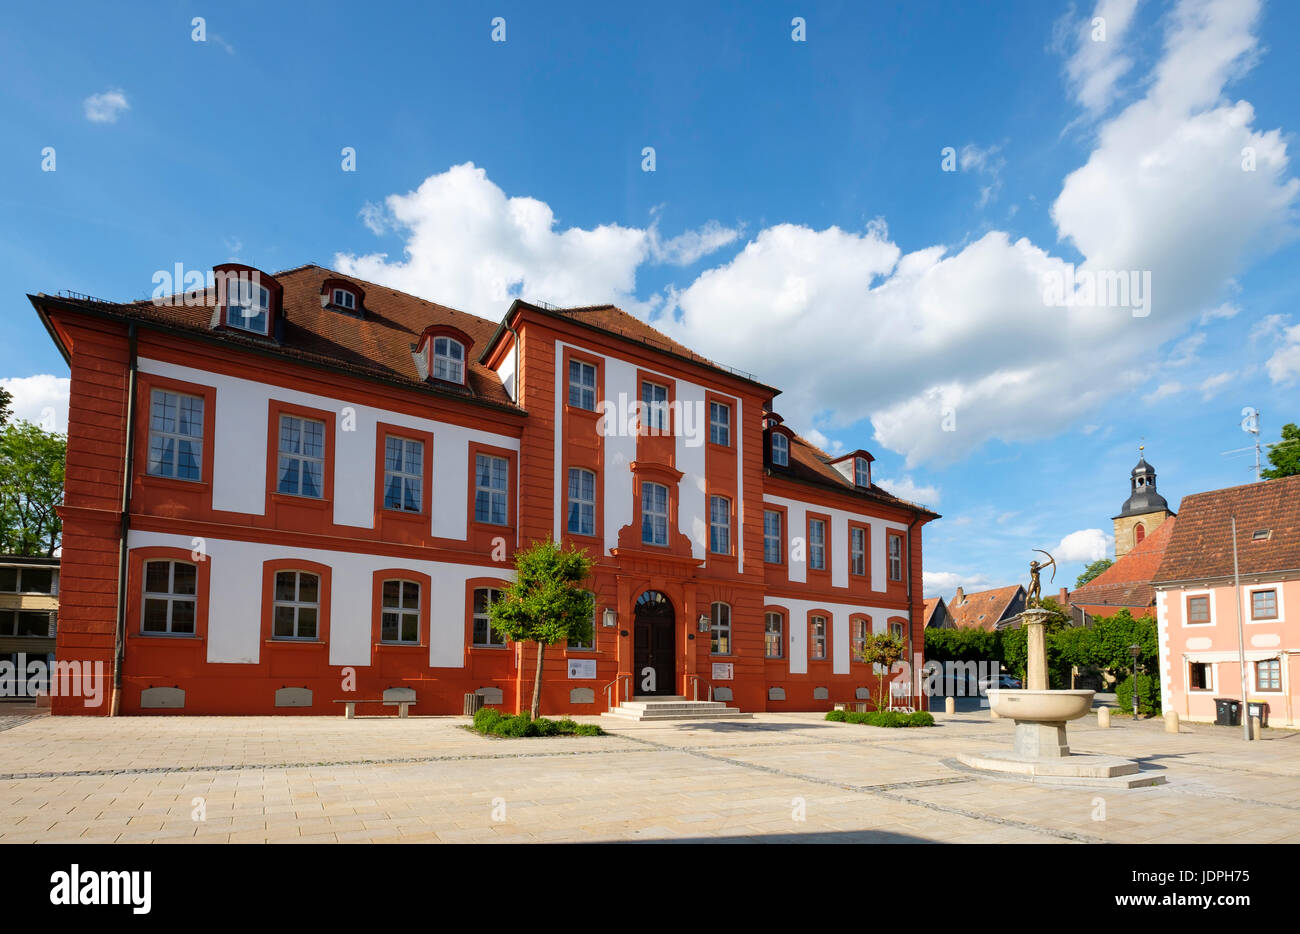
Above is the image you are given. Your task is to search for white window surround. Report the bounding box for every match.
[1243,583,1285,625]
[331,288,357,310]
[1186,659,1215,692]
[1253,658,1284,693]
[1181,589,1216,627]
[432,337,465,384]
[226,280,270,335]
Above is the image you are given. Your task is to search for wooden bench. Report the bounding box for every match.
[332,699,413,719]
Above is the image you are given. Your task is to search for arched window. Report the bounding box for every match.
[380,580,420,644]
[227,278,270,335]
[711,602,731,655]
[142,560,197,635]
[331,287,357,311]
[432,337,465,384]
[809,614,828,660]
[1134,523,1146,545]
[472,586,507,647]
[851,615,871,661]
[770,432,789,466]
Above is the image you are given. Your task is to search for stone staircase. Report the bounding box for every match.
[601,695,753,722]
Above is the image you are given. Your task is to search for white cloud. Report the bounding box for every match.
[338,1,1296,467]
[1150,380,1184,400]
[923,570,994,599]
[1201,301,1240,324]
[336,163,736,317]
[1166,332,1205,366]
[876,476,940,506]
[83,89,129,123]
[1264,321,1300,385]
[1199,370,1233,399]
[1055,528,1111,563]
[1060,0,1140,114]
[1,375,69,433]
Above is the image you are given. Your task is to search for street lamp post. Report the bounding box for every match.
[1129,644,1142,718]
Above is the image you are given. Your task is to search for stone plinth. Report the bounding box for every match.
[1014,721,1069,758]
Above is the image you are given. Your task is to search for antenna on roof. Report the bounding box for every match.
[1220,408,1262,482]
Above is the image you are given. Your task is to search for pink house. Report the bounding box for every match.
[1153,474,1300,728]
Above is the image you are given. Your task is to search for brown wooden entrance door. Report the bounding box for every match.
[633,591,675,696]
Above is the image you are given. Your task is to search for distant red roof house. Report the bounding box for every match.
[1066,516,1177,623]
[947,584,1026,631]
[923,596,953,629]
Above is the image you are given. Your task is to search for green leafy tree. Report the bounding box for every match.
[1076,558,1113,588]
[1082,609,1158,677]
[0,421,66,556]
[857,632,907,711]
[0,385,12,427]
[1261,423,1300,479]
[488,538,594,719]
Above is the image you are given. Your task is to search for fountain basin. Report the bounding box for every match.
[988,689,1095,722]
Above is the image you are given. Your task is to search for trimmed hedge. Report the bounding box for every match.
[825,709,934,728]
[471,707,603,737]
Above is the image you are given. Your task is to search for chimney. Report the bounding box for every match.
[954,586,964,605]
[1058,587,1069,605]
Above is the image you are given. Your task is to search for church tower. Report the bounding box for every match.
[1112,446,1175,558]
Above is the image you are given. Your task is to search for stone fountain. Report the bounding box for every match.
[954,556,1165,788]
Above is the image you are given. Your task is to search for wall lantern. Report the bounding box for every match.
[602,608,618,628]
[698,614,711,633]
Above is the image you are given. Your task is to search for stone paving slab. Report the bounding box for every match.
[0,710,1296,843]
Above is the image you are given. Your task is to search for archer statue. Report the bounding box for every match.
[1026,549,1056,608]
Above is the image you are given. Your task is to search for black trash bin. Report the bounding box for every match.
[1214,698,1241,726]
[1247,701,1269,728]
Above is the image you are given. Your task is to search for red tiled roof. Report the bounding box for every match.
[1067,516,1178,611]
[947,584,1024,631]
[780,434,939,516]
[923,597,945,626]
[1154,475,1300,584]
[35,264,518,410]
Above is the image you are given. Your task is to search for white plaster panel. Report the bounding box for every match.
[769,596,907,676]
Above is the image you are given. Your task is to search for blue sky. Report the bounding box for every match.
[2,0,1298,596]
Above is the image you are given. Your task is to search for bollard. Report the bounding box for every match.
[945,696,955,715]
[1097,706,1110,729]
[1250,715,1261,740]
[989,706,1000,720]
[1164,710,1179,734]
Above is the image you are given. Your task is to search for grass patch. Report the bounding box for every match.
[825,709,935,728]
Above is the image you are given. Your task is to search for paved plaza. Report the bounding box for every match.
[1,706,1297,843]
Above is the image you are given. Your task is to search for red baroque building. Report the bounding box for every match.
[29,264,938,716]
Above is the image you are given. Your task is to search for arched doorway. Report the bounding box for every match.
[633,590,676,697]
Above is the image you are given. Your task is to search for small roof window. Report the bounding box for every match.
[1252,529,1272,541]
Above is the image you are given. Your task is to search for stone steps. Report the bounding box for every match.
[602,697,753,722]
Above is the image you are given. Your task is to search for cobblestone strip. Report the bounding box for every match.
[618,734,1108,844]
[0,742,647,782]
[0,716,39,734]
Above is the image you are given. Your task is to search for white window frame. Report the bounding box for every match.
[852,617,870,660]
[763,510,782,564]
[568,359,597,411]
[474,453,509,525]
[331,288,356,310]
[383,436,423,513]
[711,602,731,655]
[147,389,204,481]
[854,457,869,487]
[1183,589,1215,627]
[141,560,198,636]
[709,495,731,555]
[888,534,904,582]
[851,527,866,576]
[1187,659,1215,692]
[472,587,507,648]
[226,279,270,335]
[277,414,326,498]
[380,579,420,645]
[567,467,596,536]
[810,615,828,660]
[709,402,730,446]
[432,337,465,384]
[1254,658,1283,693]
[641,482,668,546]
[809,519,826,571]
[272,571,320,641]
[770,432,788,466]
[764,611,784,659]
[641,381,669,433]
[1245,584,1284,624]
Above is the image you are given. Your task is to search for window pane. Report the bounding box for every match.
[0,567,18,592]
[172,562,197,596]
[143,599,169,633]
[275,572,297,602]
[297,574,319,604]
[171,600,196,634]
[382,580,400,607]
[273,606,296,637]
[401,613,418,642]
[296,607,318,639]
[144,561,171,594]
[381,611,399,642]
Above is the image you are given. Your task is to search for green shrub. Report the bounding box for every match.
[473,706,503,732]
[490,713,537,737]
[828,709,934,728]
[825,709,848,722]
[906,711,935,727]
[473,709,603,738]
[574,724,603,736]
[846,711,870,724]
[1115,673,1161,716]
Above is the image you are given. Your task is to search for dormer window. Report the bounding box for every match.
[771,432,789,467]
[332,288,356,311]
[432,337,465,384]
[227,279,270,335]
[854,457,869,487]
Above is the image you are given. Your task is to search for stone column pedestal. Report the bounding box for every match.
[1020,607,1052,691]
[1014,720,1070,758]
